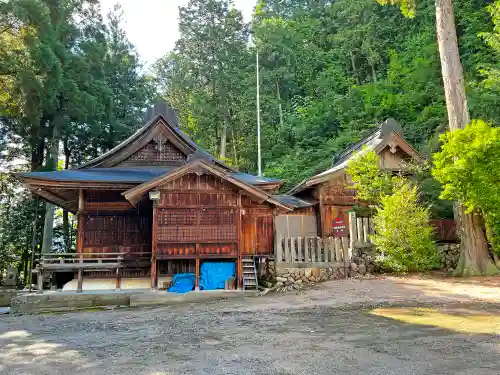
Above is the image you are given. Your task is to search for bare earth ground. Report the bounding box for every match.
[2,276,500,375]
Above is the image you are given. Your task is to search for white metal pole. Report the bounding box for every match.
[256,49,262,177]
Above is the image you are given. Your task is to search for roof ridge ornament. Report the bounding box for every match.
[379,118,404,138]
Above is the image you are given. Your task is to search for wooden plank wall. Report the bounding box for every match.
[318,175,357,237]
[241,196,274,256]
[275,236,348,265]
[82,190,152,255]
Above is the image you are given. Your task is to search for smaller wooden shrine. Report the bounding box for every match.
[287,119,424,237]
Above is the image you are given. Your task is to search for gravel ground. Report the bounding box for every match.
[1,276,500,375]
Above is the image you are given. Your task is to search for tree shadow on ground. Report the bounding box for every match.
[280,303,500,374]
[0,329,100,374]
[394,276,500,303]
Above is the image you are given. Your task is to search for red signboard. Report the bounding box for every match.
[332,217,347,237]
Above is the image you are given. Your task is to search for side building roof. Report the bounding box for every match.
[288,118,423,195]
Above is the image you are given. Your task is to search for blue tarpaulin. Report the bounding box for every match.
[199,262,236,290]
[168,273,195,293]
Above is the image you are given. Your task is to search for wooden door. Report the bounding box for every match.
[242,215,273,256]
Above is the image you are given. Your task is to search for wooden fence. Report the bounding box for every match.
[275,236,349,265]
[348,212,374,250]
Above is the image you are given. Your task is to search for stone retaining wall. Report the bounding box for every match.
[349,248,377,277]
[267,243,459,290]
[437,243,460,271]
[273,266,346,291]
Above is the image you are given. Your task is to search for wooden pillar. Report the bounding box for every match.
[76,191,85,294]
[318,185,326,237]
[76,189,85,255]
[115,267,121,290]
[75,214,84,293]
[151,200,158,290]
[237,191,243,290]
[195,257,200,292]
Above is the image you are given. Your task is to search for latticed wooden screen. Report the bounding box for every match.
[157,208,237,242]
[156,173,239,257]
[83,215,151,253]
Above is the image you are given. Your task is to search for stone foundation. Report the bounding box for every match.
[0,289,20,307]
[272,266,346,290]
[349,248,377,277]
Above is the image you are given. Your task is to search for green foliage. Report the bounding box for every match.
[0,173,41,276]
[432,120,500,252]
[377,0,417,18]
[347,150,438,272]
[0,1,155,275]
[346,148,393,202]
[153,0,250,161]
[372,179,439,272]
[153,0,498,189]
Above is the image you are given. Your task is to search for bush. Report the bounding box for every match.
[371,179,440,272]
[347,149,439,273]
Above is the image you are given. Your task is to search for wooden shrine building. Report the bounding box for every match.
[16,103,312,291]
[288,119,424,237]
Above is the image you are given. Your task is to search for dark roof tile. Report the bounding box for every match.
[18,167,281,186]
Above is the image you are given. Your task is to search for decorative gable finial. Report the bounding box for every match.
[153,135,166,152]
[143,101,180,128]
[380,118,404,138]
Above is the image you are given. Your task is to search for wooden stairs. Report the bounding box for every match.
[242,257,258,290]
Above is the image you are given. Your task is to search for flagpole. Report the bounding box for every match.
[256,48,262,177]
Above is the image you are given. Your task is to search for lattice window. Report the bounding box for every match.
[158,209,197,226]
[123,140,186,165]
[157,208,237,243]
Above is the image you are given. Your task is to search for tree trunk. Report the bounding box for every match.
[41,127,59,254]
[277,80,284,128]
[231,126,238,166]
[435,0,470,131]
[453,207,497,276]
[371,63,377,83]
[30,121,46,172]
[220,120,227,160]
[435,0,497,276]
[349,51,360,85]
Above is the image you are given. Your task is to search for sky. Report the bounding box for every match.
[100,0,256,67]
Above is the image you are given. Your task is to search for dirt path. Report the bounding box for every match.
[1,276,500,375]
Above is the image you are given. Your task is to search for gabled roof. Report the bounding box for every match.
[77,111,233,171]
[288,118,423,195]
[15,103,284,193]
[122,158,291,210]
